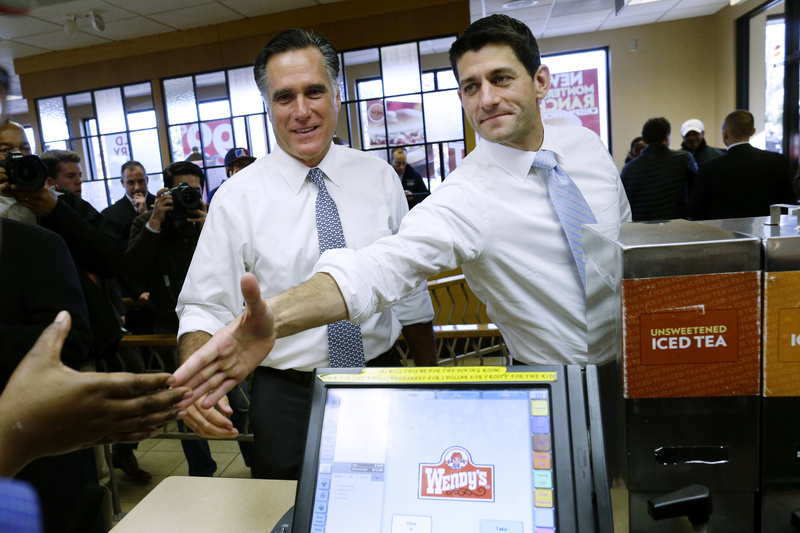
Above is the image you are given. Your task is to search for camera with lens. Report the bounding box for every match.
[0,151,48,191]
[166,182,202,221]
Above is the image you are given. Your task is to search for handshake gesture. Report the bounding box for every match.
[0,311,191,477]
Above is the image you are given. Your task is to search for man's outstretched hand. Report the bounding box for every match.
[173,273,276,409]
[0,311,190,477]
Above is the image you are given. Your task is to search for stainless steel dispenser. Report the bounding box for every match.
[584,219,762,532]
[700,208,800,532]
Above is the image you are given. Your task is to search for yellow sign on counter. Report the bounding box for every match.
[764,271,800,396]
[318,366,558,384]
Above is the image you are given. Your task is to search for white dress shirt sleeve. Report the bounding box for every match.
[316,177,484,324]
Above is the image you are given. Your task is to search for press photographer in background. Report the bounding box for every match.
[0,120,44,223]
[124,161,254,476]
[124,161,207,338]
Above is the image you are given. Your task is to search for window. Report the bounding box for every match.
[162,67,272,197]
[340,36,466,192]
[763,15,785,152]
[737,0,786,154]
[34,36,469,209]
[35,83,162,212]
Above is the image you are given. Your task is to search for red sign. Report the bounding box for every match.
[640,309,739,365]
[541,69,600,136]
[419,446,494,502]
[178,119,233,166]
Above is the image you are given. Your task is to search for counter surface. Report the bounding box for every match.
[111,476,296,532]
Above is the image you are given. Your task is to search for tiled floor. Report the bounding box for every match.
[110,432,251,525]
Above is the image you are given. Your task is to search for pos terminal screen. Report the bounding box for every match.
[307,387,557,533]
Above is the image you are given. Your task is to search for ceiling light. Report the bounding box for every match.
[90,11,105,32]
[64,15,77,37]
[502,0,538,9]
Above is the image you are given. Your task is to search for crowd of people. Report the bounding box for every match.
[621,114,796,222]
[0,110,261,529]
[0,11,798,533]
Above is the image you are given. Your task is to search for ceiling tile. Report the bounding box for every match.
[25,2,141,27]
[220,0,317,17]
[547,11,608,29]
[101,0,212,16]
[0,14,62,39]
[660,5,721,22]
[148,2,241,30]
[600,13,659,30]
[14,29,110,51]
[29,0,118,20]
[542,21,605,38]
[486,4,556,22]
[94,17,174,40]
[552,0,614,17]
[615,0,681,18]
[0,40,49,62]
[674,0,728,8]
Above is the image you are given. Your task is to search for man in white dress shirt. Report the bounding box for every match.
[175,28,435,480]
[173,15,631,411]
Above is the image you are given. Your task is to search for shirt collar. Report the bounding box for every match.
[275,142,338,194]
[480,124,565,183]
[726,141,749,150]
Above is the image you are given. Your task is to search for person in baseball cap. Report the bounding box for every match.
[208,147,257,204]
[224,147,256,177]
[680,118,724,165]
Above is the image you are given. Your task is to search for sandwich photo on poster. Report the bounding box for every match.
[364,99,424,148]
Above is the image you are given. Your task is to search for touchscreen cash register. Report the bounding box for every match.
[289,365,611,533]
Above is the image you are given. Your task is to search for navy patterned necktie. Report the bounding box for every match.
[531,149,597,290]
[307,167,366,367]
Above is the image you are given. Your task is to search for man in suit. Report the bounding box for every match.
[101,160,155,253]
[100,160,154,336]
[688,109,795,220]
[391,147,430,209]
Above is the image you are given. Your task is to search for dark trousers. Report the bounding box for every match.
[228,383,255,467]
[250,347,401,480]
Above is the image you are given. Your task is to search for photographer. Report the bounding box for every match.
[124,161,207,334]
[125,161,254,476]
[0,120,38,224]
[22,149,125,361]
[0,136,123,366]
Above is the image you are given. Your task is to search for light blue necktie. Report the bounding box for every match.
[307,168,366,367]
[532,149,597,289]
